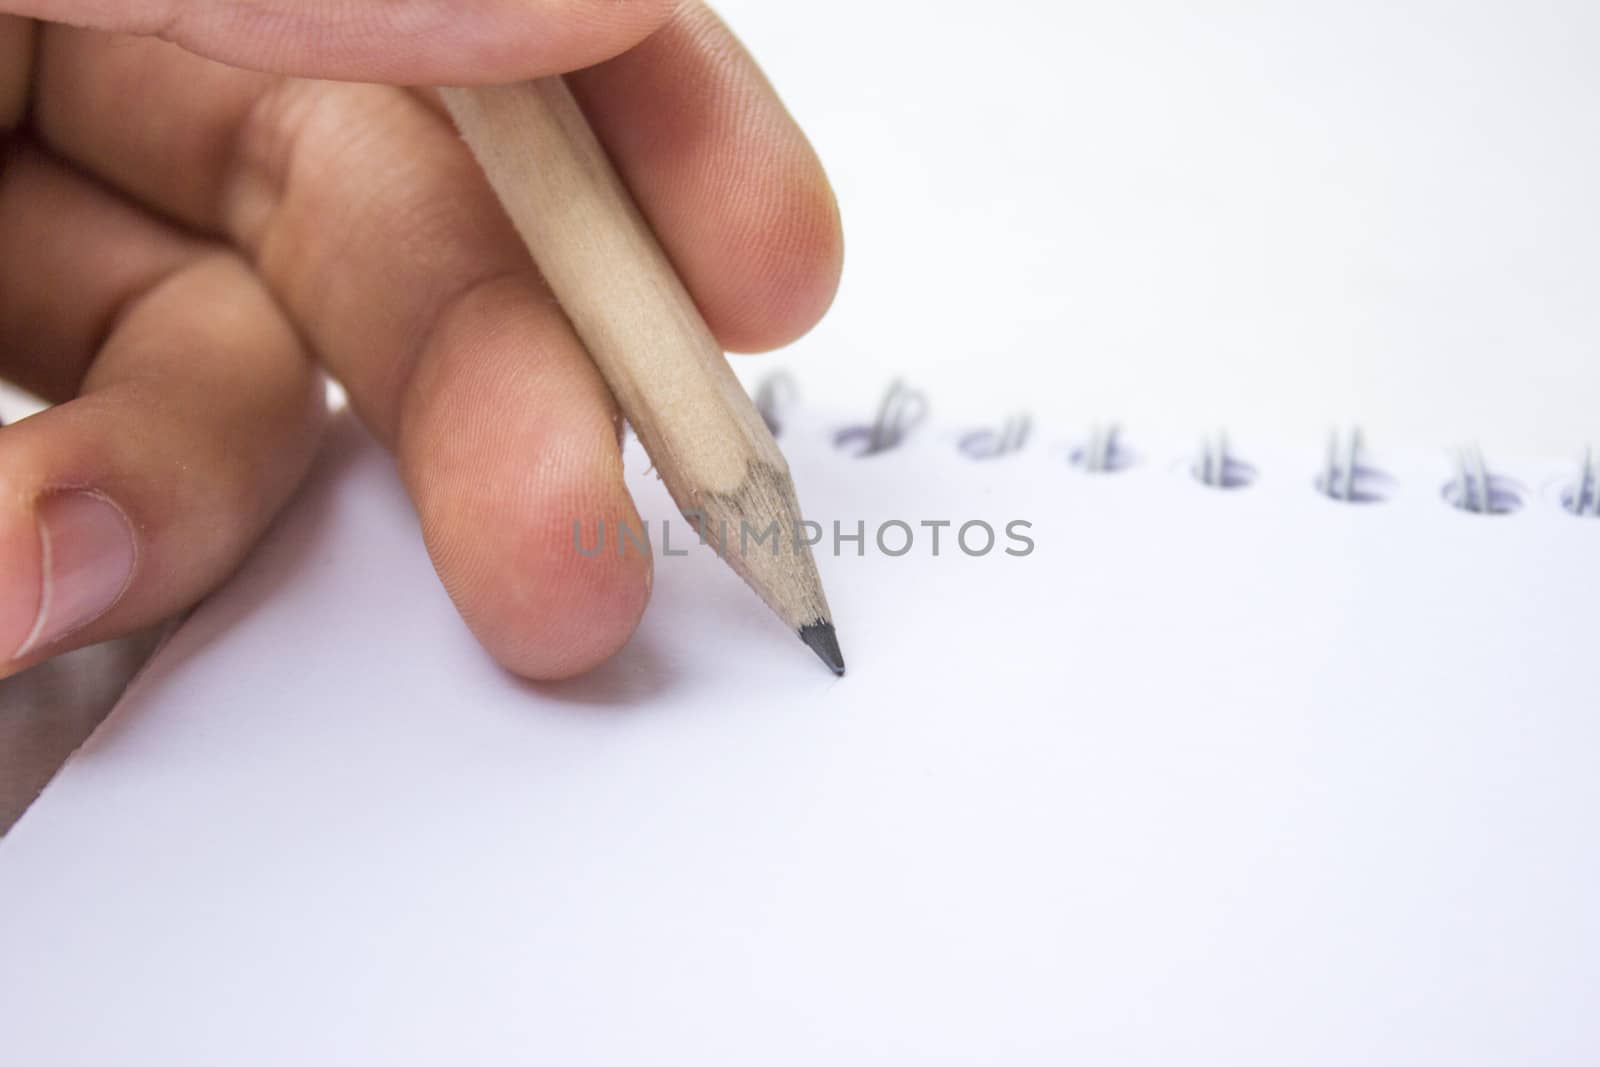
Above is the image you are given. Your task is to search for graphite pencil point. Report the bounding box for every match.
[799,621,846,676]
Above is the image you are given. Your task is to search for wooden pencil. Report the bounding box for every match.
[439,79,844,675]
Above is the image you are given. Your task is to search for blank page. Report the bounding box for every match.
[1,411,1596,1064]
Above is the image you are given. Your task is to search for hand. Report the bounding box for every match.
[0,3,843,680]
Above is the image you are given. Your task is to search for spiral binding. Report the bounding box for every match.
[1323,428,1363,502]
[1316,428,1392,504]
[754,372,798,437]
[1445,445,1522,515]
[1564,447,1598,517]
[755,374,1594,517]
[1194,430,1256,489]
[832,380,929,456]
[960,415,1032,460]
[1071,424,1135,473]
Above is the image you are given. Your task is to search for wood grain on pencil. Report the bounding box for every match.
[440,79,844,675]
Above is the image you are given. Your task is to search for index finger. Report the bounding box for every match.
[1,0,674,83]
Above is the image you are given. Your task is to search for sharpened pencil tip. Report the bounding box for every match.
[799,622,846,676]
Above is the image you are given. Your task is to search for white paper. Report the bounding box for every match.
[1,411,1596,1064]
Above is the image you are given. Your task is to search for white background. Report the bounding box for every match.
[4,9,1599,1057]
[5,0,1598,457]
[719,0,1600,457]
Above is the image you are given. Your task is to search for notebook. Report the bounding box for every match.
[0,380,1597,1065]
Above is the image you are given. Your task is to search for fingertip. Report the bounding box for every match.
[714,167,845,354]
[396,274,654,682]
[0,477,44,677]
[137,0,681,83]
[566,3,846,354]
[414,432,654,682]
[458,0,682,83]
[489,478,655,681]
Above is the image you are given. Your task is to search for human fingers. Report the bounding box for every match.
[35,8,844,355]
[0,16,31,130]
[33,22,844,675]
[0,146,324,675]
[567,4,844,351]
[1,0,674,84]
[35,41,649,677]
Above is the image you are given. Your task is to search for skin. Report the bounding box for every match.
[0,1,844,680]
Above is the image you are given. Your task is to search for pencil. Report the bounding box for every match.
[439,79,845,676]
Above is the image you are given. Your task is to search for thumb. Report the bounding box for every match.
[2,0,677,83]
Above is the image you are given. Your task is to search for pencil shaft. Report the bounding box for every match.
[440,80,836,651]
